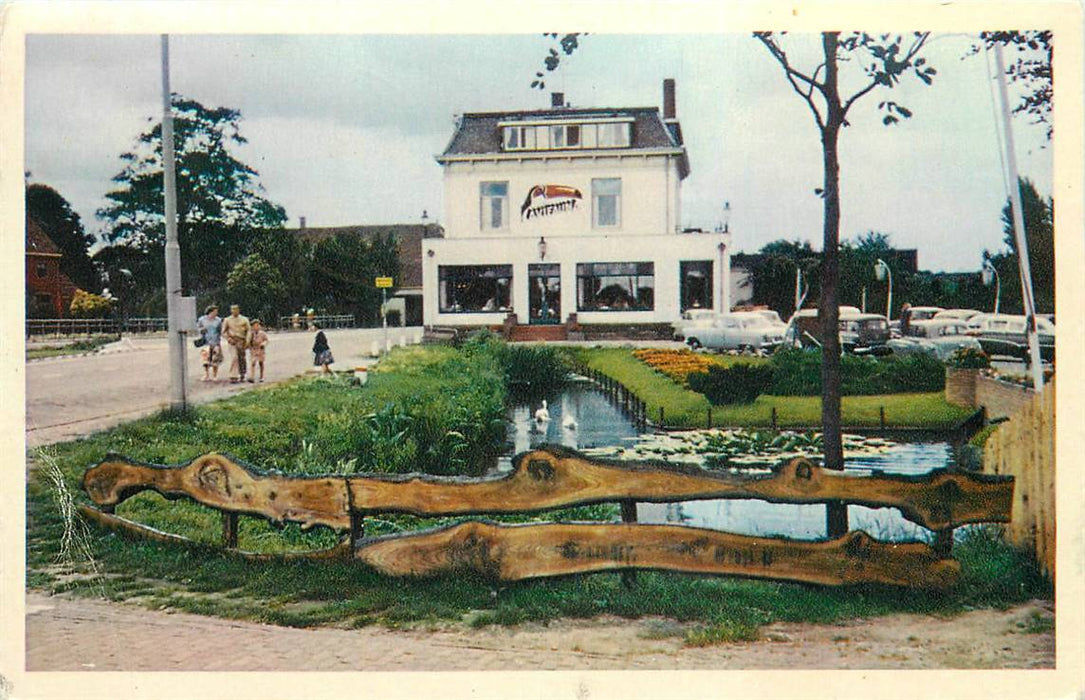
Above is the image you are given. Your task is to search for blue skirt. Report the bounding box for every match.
[314,349,334,366]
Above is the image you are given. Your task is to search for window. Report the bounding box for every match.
[597,122,630,147]
[502,121,626,151]
[35,262,47,278]
[439,265,513,313]
[576,262,654,311]
[480,182,508,230]
[592,178,621,227]
[680,261,713,312]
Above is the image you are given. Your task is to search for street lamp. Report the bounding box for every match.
[982,259,1000,315]
[537,236,547,261]
[874,258,893,321]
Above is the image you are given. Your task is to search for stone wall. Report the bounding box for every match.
[975,373,1037,420]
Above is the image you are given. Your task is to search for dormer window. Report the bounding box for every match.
[501,118,630,152]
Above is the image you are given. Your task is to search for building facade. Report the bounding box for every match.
[422,81,731,332]
[26,217,77,318]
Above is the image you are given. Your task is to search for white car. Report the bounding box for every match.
[671,309,718,341]
[685,312,786,352]
[887,319,983,361]
[968,313,1056,362]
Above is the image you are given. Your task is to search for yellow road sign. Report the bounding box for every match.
[375,277,394,288]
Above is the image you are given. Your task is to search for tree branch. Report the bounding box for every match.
[754,33,827,131]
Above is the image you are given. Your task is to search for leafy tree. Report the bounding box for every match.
[308,233,401,326]
[989,177,1054,314]
[97,95,287,302]
[739,239,820,316]
[26,183,100,292]
[226,253,288,325]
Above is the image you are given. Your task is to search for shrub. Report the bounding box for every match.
[769,348,945,396]
[69,289,114,318]
[688,364,774,405]
[461,330,570,398]
[633,348,723,386]
[946,347,991,369]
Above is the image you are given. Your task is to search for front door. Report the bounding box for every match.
[528,263,561,324]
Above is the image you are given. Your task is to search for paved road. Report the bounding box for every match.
[26,327,423,447]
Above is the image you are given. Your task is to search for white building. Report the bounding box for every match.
[422,80,732,337]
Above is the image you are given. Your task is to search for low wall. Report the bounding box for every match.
[982,378,1055,578]
[945,369,1037,421]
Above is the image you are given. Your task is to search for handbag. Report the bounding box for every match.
[193,336,207,348]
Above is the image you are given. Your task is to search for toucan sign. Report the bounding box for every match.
[520,184,582,220]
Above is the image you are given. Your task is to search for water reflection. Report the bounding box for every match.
[502,383,954,542]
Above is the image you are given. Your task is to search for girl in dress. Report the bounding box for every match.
[248,319,269,382]
[312,323,334,375]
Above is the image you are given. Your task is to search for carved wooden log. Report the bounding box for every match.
[82,446,1013,532]
[82,453,351,531]
[353,521,961,588]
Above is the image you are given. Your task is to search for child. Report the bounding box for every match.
[312,323,334,374]
[248,319,269,383]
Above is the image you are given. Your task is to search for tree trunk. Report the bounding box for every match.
[820,32,848,538]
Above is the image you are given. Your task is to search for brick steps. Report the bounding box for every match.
[508,325,568,342]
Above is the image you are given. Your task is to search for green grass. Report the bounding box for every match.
[27,335,120,360]
[570,348,971,429]
[25,344,1049,640]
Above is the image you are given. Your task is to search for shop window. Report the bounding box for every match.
[576,262,654,311]
[439,265,513,313]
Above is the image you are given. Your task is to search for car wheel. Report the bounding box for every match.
[687,338,701,350]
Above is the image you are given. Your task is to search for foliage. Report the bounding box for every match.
[769,348,945,396]
[226,253,287,325]
[95,94,287,309]
[308,232,400,326]
[68,289,114,318]
[946,347,991,369]
[988,178,1054,314]
[26,183,101,292]
[531,33,586,90]
[975,32,1052,140]
[632,348,743,387]
[460,330,571,399]
[688,364,774,405]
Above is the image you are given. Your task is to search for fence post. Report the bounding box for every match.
[658,406,665,431]
[771,406,778,431]
[933,529,953,559]
[222,511,239,549]
[350,511,365,551]
[707,407,712,429]
[620,500,638,588]
[880,406,887,430]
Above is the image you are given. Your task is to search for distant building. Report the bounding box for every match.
[287,222,444,326]
[26,217,77,317]
[423,80,732,337]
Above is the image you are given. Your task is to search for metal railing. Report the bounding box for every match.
[26,317,170,337]
[277,314,356,330]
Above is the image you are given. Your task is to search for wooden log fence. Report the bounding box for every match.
[81,446,1014,589]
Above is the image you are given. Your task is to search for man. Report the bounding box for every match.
[221,304,252,383]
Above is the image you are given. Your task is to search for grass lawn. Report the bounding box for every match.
[27,335,120,360]
[26,343,1046,640]
[570,347,971,430]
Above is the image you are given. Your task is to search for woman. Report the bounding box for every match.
[312,323,334,375]
[195,305,223,381]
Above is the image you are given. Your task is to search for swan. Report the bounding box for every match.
[534,400,551,423]
[562,414,577,430]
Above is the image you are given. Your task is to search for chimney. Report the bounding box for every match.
[299,216,306,229]
[663,78,676,120]
[551,92,565,109]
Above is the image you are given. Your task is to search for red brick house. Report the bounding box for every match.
[26,217,78,318]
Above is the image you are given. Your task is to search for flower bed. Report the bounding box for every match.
[632,348,726,386]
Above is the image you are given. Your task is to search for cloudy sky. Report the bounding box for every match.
[25,32,1052,272]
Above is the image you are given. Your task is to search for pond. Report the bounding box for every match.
[502,382,956,542]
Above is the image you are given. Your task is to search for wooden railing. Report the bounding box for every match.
[80,446,1013,589]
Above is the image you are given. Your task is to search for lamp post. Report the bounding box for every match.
[874,258,893,321]
[982,259,1000,315]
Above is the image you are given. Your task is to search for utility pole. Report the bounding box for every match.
[994,43,1044,392]
[162,35,187,409]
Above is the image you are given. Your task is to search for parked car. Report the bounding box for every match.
[785,306,892,354]
[887,318,983,361]
[671,308,718,341]
[933,308,983,322]
[685,312,786,352]
[838,312,892,355]
[899,305,943,336]
[967,313,1056,363]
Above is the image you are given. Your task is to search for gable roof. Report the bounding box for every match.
[286,223,444,289]
[439,106,690,179]
[26,217,62,256]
